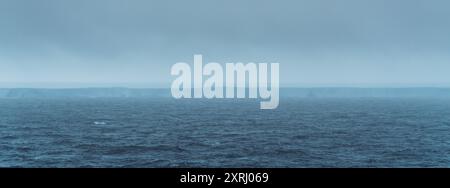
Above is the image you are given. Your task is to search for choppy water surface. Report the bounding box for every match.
[0,97,449,167]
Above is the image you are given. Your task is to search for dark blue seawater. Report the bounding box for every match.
[0,97,449,167]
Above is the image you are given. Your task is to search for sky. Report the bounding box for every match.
[1,0,450,88]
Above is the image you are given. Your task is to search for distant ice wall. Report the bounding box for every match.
[0,88,449,98]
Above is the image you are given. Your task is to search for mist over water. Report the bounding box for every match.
[1,0,450,168]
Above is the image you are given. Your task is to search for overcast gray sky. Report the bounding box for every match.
[1,0,450,87]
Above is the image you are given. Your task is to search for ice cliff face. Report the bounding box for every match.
[0,88,169,98]
[0,88,449,98]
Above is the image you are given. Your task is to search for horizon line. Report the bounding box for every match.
[2,86,450,89]
[1,82,450,89]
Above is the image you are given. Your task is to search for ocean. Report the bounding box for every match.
[0,96,449,167]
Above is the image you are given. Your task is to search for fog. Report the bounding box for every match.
[1,0,450,87]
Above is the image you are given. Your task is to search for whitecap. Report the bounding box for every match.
[93,121,107,125]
